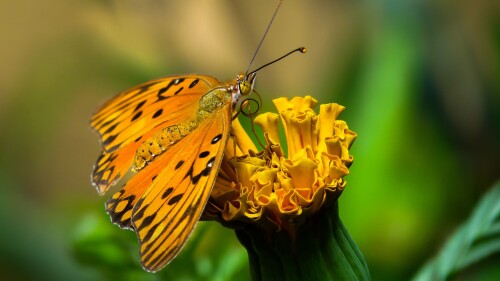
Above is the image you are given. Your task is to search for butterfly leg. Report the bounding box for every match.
[228,129,240,184]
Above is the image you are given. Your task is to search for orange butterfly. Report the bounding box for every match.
[90,72,256,271]
[89,0,306,272]
[90,50,306,271]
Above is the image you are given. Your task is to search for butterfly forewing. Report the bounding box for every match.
[91,75,220,152]
[90,75,222,193]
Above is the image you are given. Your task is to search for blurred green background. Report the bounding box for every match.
[0,0,499,280]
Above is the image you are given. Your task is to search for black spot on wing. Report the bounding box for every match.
[133,200,146,221]
[134,100,146,112]
[157,83,174,101]
[188,166,200,185]
[161,187,174,199]
[187,156,216,185]
[131,111,142,122]
[189,78,199,88]
[135,136,143,143]
[157,78,186,101]
[174,87,184,95]
[143,223,159,243]
[199,151,210,158]
[140,213,157,229]
[104,123,118,134]
[167,194,184,205]
[152,109,163,119]
[157,85,170,96]
[175,160,184,170]
[211,134,222,144]
[102,133,118,146]
[206,157,215,169]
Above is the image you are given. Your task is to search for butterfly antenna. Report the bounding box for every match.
[245,0,284,75]
[249,47,307,75]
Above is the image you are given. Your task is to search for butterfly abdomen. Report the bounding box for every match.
[133,121,197,171]
[133,87,233,172]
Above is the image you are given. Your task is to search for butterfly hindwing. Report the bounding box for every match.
[130,103,232,272]
[105,150,166,229]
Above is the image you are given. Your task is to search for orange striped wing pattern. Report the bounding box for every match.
[90,74,241,272]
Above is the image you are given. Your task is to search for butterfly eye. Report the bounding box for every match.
[239,81,251,96]
[238,72,257,96]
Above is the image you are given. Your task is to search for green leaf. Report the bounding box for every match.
[412,181,500,281]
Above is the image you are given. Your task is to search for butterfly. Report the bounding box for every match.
[90,72,256,272]
[89,0,306,269]
[89,42,307,271]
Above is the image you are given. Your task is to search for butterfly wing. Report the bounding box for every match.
[104,102,231,231]
[90,75,221,194]
[127,102,232,272]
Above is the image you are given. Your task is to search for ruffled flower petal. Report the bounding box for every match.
[209,96,357,232]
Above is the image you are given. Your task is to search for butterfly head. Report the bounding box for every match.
[230,72,257,114]
[237,72,257,97]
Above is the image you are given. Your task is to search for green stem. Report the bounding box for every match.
[235,203,371,281]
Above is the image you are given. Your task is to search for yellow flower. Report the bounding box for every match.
[204,96,357,233]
